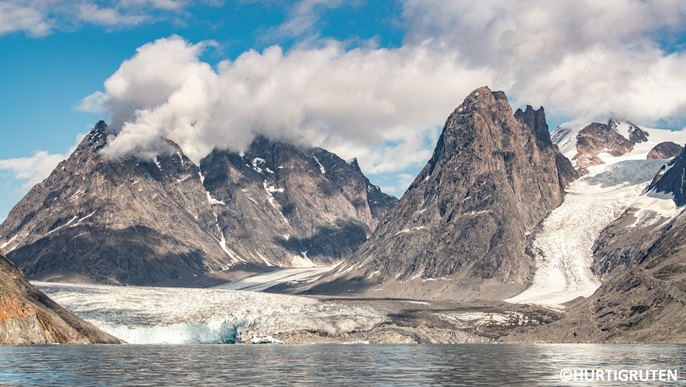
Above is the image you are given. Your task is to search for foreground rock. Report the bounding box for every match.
[0,251,121,344]
[0,122,395,286]
[307,87,576,301]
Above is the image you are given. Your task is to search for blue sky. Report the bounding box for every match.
[2,0,686,221]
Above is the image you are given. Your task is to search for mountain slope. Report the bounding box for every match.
[508,137,686,342]
[0,122,396,286]
[200,136,397,267]
[308,87,576,301]
[0,250,121,344]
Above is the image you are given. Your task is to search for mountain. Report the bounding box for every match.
[507,130,686,343]
[308,87,577,301]
[199,136,397,268]
[0,122,396,286]
[552,119,686,174]
[0,250,121,344]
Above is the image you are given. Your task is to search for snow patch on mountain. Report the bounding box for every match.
[552,120,686,166]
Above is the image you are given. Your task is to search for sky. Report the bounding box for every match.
[2,0,686,221]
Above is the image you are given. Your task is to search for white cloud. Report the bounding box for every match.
[401,0,686,124]
[268,0,345,39]
[92,35,491,176]
[77,3,149,26]
[0,1,51,36]
[0,133,85,189]
[75,0,686,197]
[0,151,66,188]
[75,90,109,113]
[0,0,210,36]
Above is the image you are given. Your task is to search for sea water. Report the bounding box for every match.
[0,344,684,385]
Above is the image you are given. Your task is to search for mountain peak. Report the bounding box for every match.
[309,87,577,300]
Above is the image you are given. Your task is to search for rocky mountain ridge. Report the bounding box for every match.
[308,87,577,301]
[0,122,396,286]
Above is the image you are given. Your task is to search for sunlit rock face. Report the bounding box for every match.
[309,87,576,301]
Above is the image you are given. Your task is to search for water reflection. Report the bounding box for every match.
[0,344,684,386]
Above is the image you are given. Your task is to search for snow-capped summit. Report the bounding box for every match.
[552,119,686,173]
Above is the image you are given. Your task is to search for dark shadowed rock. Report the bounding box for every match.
[199,136,397,267]
[647,146,686,206]
[307,87,576,301]
[0,250,121,344]
[647,141,683,160]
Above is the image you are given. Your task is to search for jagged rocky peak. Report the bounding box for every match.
[308,87,576,301]
[0,122,396,286]
[575,119,645,169]
[550,118,664,174]
[200,135,397,268]
[0,121,227,285]
[0,251,121,344]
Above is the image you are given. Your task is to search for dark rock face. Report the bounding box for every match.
[574,120,647,171]
[647,141,683,160]
[647,146,686,206]
[200,136,397,267]
[0,122,396,285]
[0,251,121,344]
[308,87,576,301]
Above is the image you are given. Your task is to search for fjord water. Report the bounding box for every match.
[0,344,684,386]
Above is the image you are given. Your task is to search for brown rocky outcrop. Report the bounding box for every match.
[0,251,121,344]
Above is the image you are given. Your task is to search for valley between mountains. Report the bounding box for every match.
[3,87,686,344]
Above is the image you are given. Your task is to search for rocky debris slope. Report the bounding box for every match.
[0,122,396,286]
[0,251,121,344]
[308,87,576,301]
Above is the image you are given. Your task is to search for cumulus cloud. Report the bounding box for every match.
[0,133,84,189]
[92,35,491,173]
[77,0,686,197]
[0,0,214,36]
[402,0,686,123]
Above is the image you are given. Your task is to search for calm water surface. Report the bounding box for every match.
[0,344,684,386]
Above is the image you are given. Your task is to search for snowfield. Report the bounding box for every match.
[507,122,686,309]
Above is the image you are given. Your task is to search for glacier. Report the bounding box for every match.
[35,282,385,345]
[507,122,686,309]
